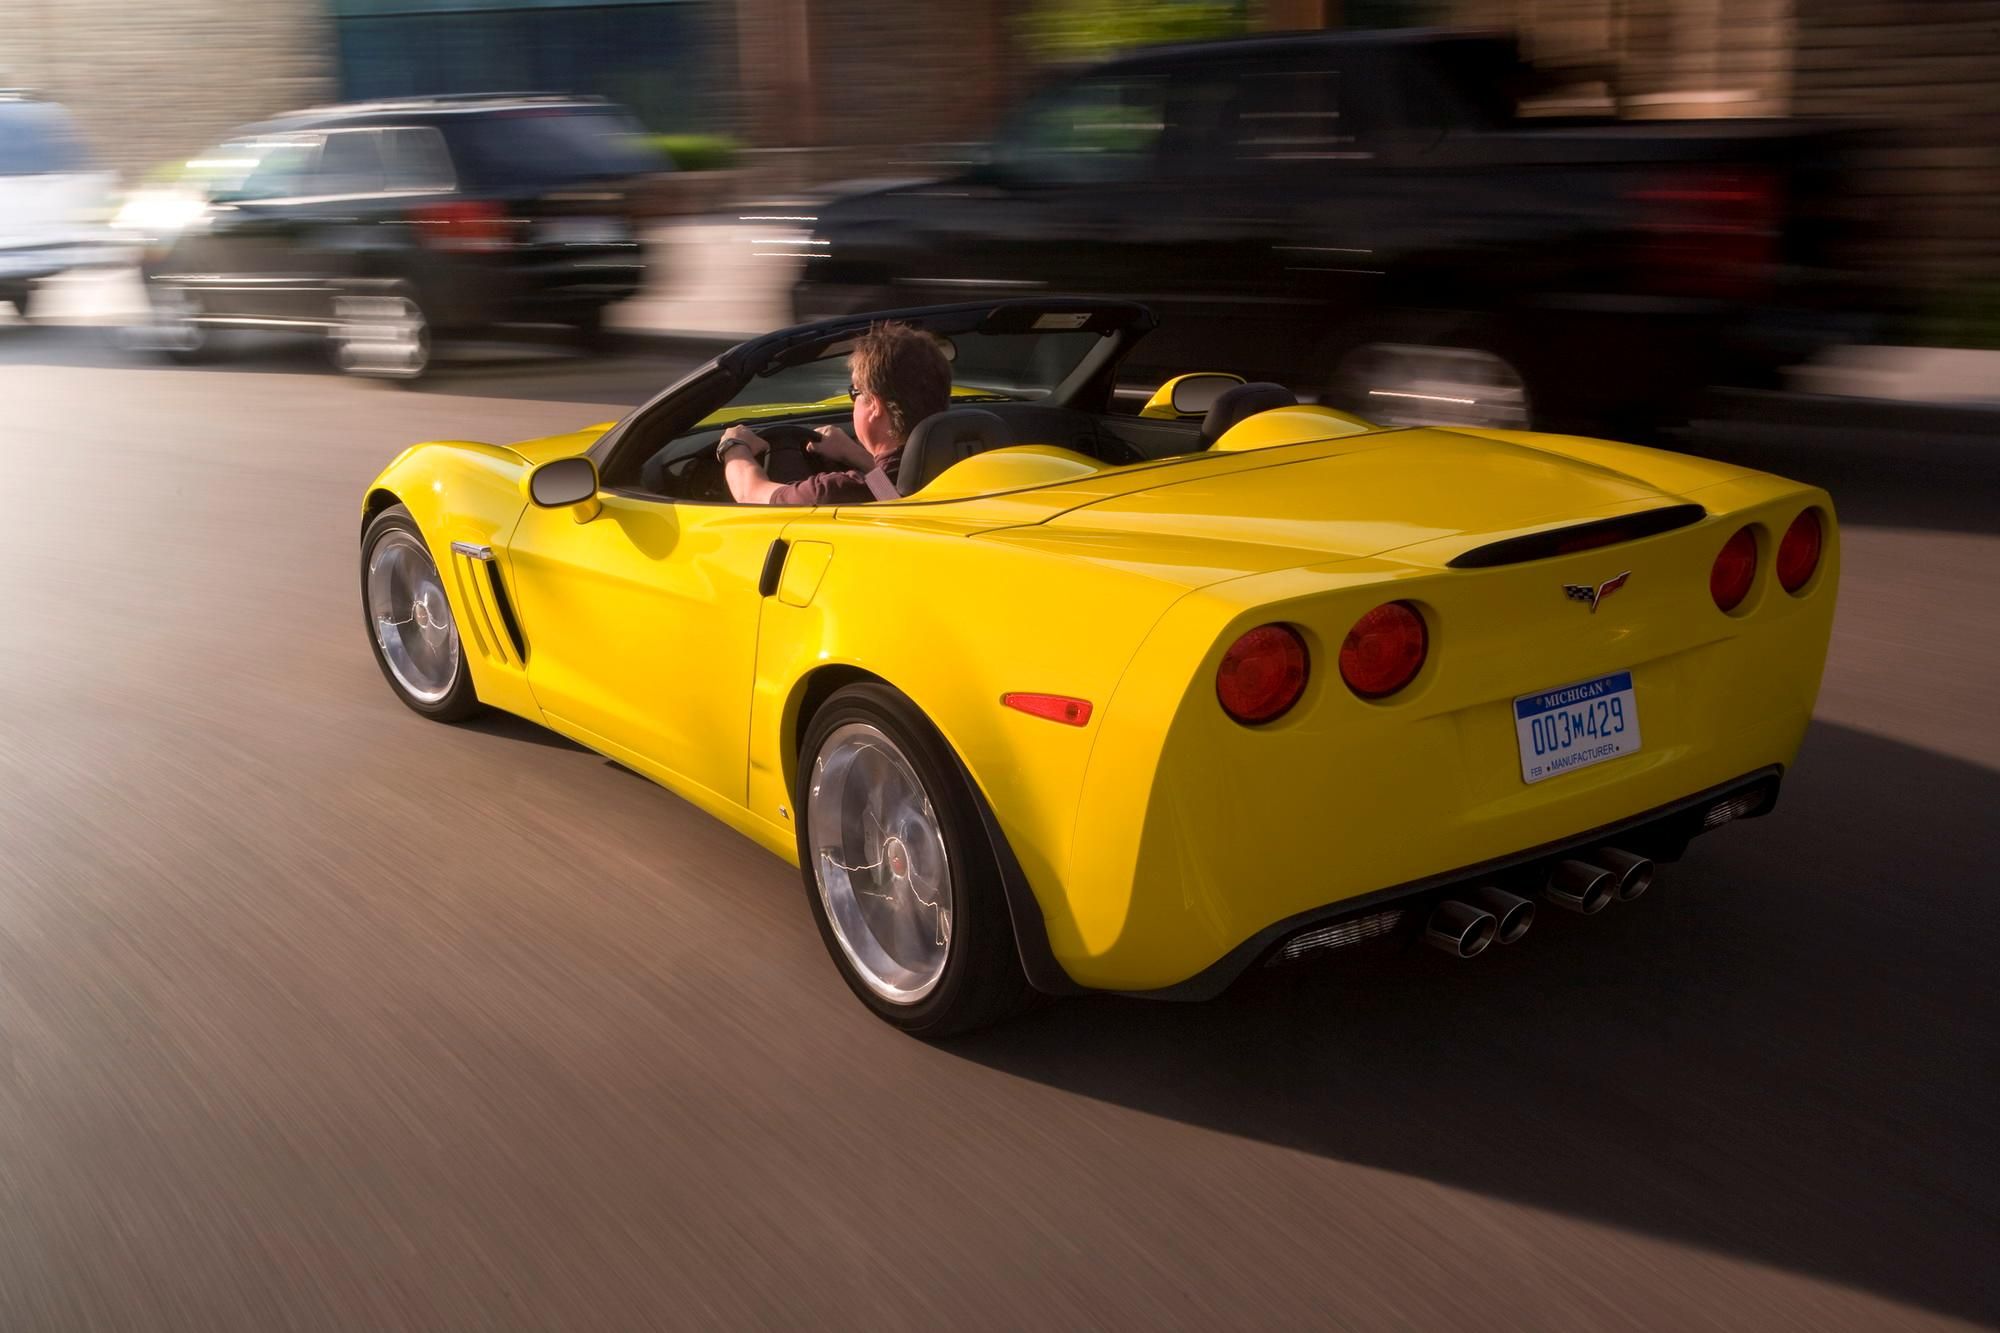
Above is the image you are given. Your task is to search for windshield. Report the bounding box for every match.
[737,327,1106,411]
[0,102,90,175]
[454,106,665,189]
[181,136,318,200]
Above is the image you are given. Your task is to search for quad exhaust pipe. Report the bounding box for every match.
[1425,900,1497,958]
[1424,886,1535,958]
[1424,849,1651,959]
[1542,848,1655,914]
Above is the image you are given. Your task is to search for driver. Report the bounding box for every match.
[717,320,951,505]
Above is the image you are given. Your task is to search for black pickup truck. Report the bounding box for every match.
[792,29,1860,434]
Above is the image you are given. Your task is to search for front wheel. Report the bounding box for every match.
[360,504,480,721]
[797,683,1032,1036]
[144,281,211,363]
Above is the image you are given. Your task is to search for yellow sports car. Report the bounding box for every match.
[359,300,1837,1034]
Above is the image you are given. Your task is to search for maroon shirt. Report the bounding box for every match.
[767,447,903,506]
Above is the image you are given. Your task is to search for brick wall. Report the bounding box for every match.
[1791,0,2000,290]
[0,0,333,180]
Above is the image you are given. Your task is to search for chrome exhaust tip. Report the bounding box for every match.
[1594,847,1655,902]
[1544,859,1615,915]
[1425,900,1498,959]
[1470,885,1535,943]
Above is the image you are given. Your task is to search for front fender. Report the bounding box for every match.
[361,441,539,718]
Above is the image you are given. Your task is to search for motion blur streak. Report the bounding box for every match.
[0,333,1993,1329]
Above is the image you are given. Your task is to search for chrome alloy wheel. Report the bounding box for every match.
[365,530,460,704]
[145,283,206,354]
[1337,341,1531,430]
[807,722,954,1004]
[333,294,430,378]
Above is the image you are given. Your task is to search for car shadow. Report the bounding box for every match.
[459,712,589,752]
[945,720,2000,1326]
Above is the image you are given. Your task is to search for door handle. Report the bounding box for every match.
[758,539,790,597]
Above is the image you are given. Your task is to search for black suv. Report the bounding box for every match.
[139,93,662,377]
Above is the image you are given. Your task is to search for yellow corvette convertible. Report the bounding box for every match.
[359,300,1837,1034]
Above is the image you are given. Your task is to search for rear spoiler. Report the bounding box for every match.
[1448,504,1707,569]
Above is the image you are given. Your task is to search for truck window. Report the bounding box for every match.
[313,130,385,196]
[993,75,1168,186]
[1229,65,1364,162]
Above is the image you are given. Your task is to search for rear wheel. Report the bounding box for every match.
[332,287,431,381]
[360,504,480,721]
[1328,326,1534,431]
[797,683,1032,1036]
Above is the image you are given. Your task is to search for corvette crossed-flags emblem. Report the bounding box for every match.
[1563,571,1631,613]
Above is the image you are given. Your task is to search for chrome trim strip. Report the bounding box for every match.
[450,541,495,561]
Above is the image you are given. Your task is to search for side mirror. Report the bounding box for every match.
[1139,373,1246,420]
[529,456,601,521]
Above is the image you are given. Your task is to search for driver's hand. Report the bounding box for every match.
[718,424,768,461]
[809,425,873,471]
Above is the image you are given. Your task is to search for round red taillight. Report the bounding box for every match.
[1710,526,1757,612]
[1217,624,1310,724]
[1777,508,1822,593]
[1339,601,1428,699]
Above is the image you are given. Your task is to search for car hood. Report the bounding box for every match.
[977,427,1747,580]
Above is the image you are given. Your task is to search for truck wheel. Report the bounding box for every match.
[1325,316,1535,431]
[331,286,431,381]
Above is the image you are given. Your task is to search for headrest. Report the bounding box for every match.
[897,408,1012,496]
[1201,382,1297,446]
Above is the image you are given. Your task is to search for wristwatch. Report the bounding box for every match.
[719,440,753,463]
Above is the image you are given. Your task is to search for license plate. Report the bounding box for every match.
[537,217,625,245]
[1514,671,1641,784]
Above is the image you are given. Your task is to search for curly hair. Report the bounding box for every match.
[849,321,952,445]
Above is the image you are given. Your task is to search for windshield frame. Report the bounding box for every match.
[590,299,1154,487]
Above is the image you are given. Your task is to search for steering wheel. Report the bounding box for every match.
[750,423,823,485]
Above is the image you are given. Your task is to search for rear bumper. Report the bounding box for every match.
[1146,766,1780,1000]
[1041,485,1837,992]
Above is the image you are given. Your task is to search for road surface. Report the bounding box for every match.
[0,325,1994,1330]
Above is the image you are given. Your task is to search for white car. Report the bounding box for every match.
[0,94,120,315]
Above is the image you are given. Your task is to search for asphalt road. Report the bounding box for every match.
[1,325,1995,1331]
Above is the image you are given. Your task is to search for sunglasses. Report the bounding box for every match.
[847,382,869,401]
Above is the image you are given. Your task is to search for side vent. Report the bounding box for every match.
[1448,504,1707,569]
[448,542,527,666]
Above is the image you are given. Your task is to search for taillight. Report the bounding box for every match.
[1217,624,1310,725]
[1777,509,1823,593]
[1338,602,1427,699]
[410,201,515,253]
[1628,168,1780,299]
[1710,527,1758,611]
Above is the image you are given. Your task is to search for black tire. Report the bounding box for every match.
[1,282,29,317]
[571,303,617,354]
[359,504,481,722]
[146,282,212,364]
[332,284,431,382]
[1321,311,1540,432]
[796,682,1034,1036]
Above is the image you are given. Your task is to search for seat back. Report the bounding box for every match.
[896,408,1012,496]
[1200,382,1297,447]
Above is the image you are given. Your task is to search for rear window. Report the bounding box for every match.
[452,106,666,191]
[0,101,90,175]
